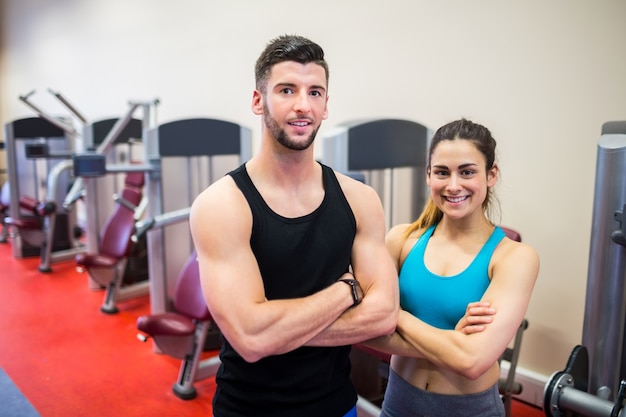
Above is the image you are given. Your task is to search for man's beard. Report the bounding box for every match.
[264,108,318,151]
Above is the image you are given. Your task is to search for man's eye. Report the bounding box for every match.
[310,90,322,97]
[280,88,294,94]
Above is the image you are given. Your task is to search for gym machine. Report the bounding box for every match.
[141,117,252,317]
[72,99,157,311]
[74,115,252,316]
[544,121,626,417]
[322,119,431,228]
[6,89,144,272]
[3,114,80,264]
[136,250,221,400]
[322,118,430,411]
[128,117,252,400]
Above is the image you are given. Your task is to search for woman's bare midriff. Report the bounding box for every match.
[390,355,501,395]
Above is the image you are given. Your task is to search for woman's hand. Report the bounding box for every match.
[455,302,496,334]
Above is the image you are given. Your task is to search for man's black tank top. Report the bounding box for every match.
[212,162,357,417]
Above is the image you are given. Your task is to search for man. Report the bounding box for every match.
[189,34,399,417]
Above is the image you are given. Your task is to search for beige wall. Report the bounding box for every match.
[2,0,626,386]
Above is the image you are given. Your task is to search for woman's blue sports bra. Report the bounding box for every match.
[398,224,506,330]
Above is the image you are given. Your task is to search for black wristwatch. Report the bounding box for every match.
[338,278,364,308]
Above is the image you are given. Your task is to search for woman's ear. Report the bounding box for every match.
[487,164,499,187]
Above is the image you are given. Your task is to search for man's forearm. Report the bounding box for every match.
[305,300,397,347]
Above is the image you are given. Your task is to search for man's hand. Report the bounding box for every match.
[455,302,496,334]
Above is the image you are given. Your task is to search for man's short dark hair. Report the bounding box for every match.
[255,34,329,93]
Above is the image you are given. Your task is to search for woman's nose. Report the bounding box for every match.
[446,174,462,192]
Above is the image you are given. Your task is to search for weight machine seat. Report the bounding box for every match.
[75,171,145,270]
[500,226,521,243]
[5,195,56,227]
[123,171,145,189]
[4,195,57,246]
[75,187,142,271]
[136,252,211,353]
[136,252,219,400]
[75,172,146,314]
[138,313,196,338]
[75,171,146,306]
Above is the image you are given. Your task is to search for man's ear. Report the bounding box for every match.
[251,89,263,115]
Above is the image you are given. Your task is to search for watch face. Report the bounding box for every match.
[351,279,363,305]
[355,284,364,300]
[340,278,363,307]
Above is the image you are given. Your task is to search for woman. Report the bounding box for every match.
[367,118,539,417]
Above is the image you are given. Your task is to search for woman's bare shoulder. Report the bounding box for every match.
[495,236,540,272]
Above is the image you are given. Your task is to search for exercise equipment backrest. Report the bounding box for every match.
[172,252,211,321]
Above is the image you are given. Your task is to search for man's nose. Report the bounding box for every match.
[293,92,311,113]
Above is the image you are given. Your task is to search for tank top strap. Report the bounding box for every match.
[479,226,507,256]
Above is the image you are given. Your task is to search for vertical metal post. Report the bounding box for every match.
[582,130,626,397]
[4,122,22,258]
[139,100,168,317]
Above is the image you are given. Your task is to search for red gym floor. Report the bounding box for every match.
[0,241,544,417]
